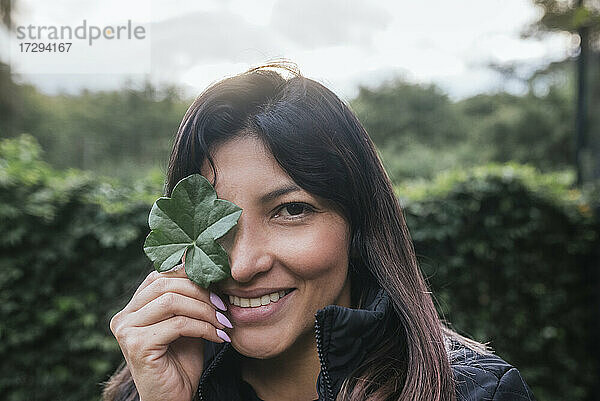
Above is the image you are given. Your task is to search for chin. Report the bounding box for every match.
[232,336,287,359]
[230,323,301,359]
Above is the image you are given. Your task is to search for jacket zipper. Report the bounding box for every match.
[199,318,335,400]
[197,343,230,401]
[314,313,334,401]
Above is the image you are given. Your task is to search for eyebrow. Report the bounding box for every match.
[259,184,303,204]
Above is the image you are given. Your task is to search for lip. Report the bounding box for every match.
[226,289,296,324]
[221,287,294,299]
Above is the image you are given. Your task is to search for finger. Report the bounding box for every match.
[126,277,211,313]
[130,265,185,299]
[132,251,189,298]
[128,292,228,329]
[132,315,225,346]
[132,270,161,299]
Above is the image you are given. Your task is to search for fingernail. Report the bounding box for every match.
[216,311,233,328]
[210,292,227,311]
[216,329,231,342]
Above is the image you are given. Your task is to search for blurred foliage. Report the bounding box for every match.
[525,0,600,44]
[0,0,13,28]
[523,0,600,183]
[350,77,578,183]
[349,80,482,181]
[0,62,21,136]
[1,135,598,400]
[350,80,464,147]
[455,86,575,169]
[0,57,594,185]
[400,164,599,401]
[0,75,188,181]
[0,135,163,401]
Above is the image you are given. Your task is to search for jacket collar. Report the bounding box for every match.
[314,282,391,399]
[198,283,393,401]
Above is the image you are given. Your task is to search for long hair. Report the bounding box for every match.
[104,63,473,401]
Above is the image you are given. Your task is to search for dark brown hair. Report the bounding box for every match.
[104,63,483,401]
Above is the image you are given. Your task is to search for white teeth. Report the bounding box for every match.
[229,290,291,308]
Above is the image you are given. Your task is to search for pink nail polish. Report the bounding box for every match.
[216,329,231,342]
[210,292,227,311]
[216,311,233,328]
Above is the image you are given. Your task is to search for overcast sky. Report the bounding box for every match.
[1,0,574,101]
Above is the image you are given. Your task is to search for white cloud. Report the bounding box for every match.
[270,0,391,48]
[4,0,571,100]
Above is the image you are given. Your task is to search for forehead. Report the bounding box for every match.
[201,135,294,193]
[201,134,348,221]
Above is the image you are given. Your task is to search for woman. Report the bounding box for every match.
[104,64,535,401]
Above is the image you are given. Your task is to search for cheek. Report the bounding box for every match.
[272,221,349,280]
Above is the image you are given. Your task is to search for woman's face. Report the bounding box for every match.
[203,135,352,359]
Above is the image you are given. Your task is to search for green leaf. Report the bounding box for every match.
[143,174,242,287]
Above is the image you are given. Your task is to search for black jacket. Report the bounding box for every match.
[198,284,535,401]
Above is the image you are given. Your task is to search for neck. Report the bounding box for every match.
[241,332,320,401]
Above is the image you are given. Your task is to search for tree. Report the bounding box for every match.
[350,80,477,182]
[525,0,600,183]
[455,86,574,170]
[351,79,464,148]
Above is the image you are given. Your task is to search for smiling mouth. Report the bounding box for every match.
[227,289,294,308]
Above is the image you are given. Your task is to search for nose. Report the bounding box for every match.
[220,213,273,283]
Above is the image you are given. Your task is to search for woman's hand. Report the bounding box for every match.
[109,253,232,401]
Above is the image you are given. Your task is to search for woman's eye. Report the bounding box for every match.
[275,203,312,219]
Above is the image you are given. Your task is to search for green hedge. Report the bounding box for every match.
[400,166,599,401]
[1,135,597,400]
[0,135,161,401]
